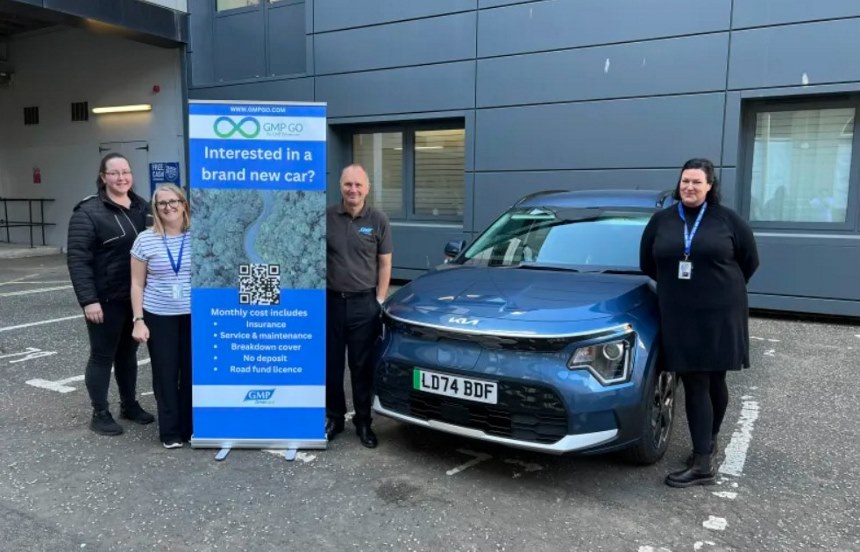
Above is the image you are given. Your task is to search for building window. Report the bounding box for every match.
[217,0,259,12]
[746,102,856,226]
[353,132,404,218]
[352,123,465,223]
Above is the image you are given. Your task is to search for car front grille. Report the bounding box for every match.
[376,362,569,444]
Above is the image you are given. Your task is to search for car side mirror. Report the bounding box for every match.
[443,239,466,261]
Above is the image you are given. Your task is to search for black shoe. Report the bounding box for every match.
[685,434,719,467]
[90,409,123,436]
[356,424,378,449]
[666,453,716,488]
[325,418,344,441]
[120,401,155,425]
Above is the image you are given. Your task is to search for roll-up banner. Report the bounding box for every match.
[188,100,327,450]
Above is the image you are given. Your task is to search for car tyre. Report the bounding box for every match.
[624,365,676,465]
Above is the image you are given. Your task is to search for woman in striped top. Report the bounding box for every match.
[130,184,192,449]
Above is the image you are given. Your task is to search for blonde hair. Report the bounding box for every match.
[151,184,191,235]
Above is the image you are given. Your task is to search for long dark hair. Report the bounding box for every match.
[96,153,132,191]
[672,158,721,205]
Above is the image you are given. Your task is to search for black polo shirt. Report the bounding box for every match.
[326,202,393,293]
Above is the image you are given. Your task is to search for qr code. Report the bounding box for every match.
[238,264,281,305]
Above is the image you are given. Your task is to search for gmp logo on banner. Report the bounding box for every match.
[188,100,327,455]
[245,389,275,403]
[213,116,261,139]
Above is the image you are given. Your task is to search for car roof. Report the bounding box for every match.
[514,189,674,210]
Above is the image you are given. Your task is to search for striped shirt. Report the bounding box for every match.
[131,229,191,315]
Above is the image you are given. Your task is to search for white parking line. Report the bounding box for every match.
[0,285,73,297]
[702,516,727,531]
[0,314,83,333]
[1,280,70,285]
[24,358,150,394]
[25,374,84,393]
[446,449,492,476]
[0,273,39,286]
[719,399,760,477]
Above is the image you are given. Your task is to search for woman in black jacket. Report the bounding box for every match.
[67,153,155,435]
[639,158,759,488]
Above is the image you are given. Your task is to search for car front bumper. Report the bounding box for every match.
[373,397,618,454]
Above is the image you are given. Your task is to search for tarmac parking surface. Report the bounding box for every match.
[1,255,858,551]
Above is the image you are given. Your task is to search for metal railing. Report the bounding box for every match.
[0,198,56,248]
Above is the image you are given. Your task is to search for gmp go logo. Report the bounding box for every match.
[213,116,261,138]
[262,122,304,134]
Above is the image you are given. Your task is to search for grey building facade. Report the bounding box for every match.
[187,0,860,317]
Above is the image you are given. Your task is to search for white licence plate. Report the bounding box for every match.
[413,369,498,405]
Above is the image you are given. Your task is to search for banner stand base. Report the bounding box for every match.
[215,447,231,461]
[284,449,298,461]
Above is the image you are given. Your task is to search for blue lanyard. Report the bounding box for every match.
[677,202,707,260]
[163,232,186,276]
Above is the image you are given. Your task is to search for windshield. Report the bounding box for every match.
[455,207,652,272]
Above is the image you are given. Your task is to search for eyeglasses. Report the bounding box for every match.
[156,199,183,209]
[104,170,132,178]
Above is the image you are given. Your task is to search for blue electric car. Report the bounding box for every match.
[374,189,676,464]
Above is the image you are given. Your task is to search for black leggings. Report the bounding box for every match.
[680,371,729,455]
[84,299,139,411]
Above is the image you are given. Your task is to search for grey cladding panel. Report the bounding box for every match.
[314,0,476,32]
[478,0,731,57]
[472,169,677,230]
[268,3,307,76]
[317,62,476,118]
[188,0,214,85]
[314,13,476,75]
[719,168,737,211]
[189,77,314,101]
[391,225,471,271]
[733,0,860,28]
[475,94,725,171]
[477,33,728,107]
[721,93,741,168]
[749,234,860,300]
[214,11,265,81]
[729,19,860,90]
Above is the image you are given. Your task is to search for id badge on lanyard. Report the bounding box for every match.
[164,233,187,299]
[678,261,692,280]
[678,202,706,280]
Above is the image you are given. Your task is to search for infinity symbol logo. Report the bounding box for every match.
[213,116,261,138]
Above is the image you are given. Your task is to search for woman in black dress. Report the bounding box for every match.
[639,158,759,487]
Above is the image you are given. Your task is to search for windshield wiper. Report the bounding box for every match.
[593,269,644,275]
[508,263,580,272]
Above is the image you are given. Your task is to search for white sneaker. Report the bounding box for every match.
[162,440,183,449]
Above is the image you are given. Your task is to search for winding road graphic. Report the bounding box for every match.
[243,190,274,263]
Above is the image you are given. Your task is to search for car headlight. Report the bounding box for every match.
[567,334,635,385]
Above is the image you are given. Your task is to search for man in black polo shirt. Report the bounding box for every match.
[325,163,393,448]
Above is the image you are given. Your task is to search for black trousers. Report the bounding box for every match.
[145,311,193,442]
[84,299,139,411]
[326,290,381,427]
[680,371,729,455]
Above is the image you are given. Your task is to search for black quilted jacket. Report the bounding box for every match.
[67,190,150,307]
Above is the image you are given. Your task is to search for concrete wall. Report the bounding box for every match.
[187,0,860,315]
[0,27,185,249]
